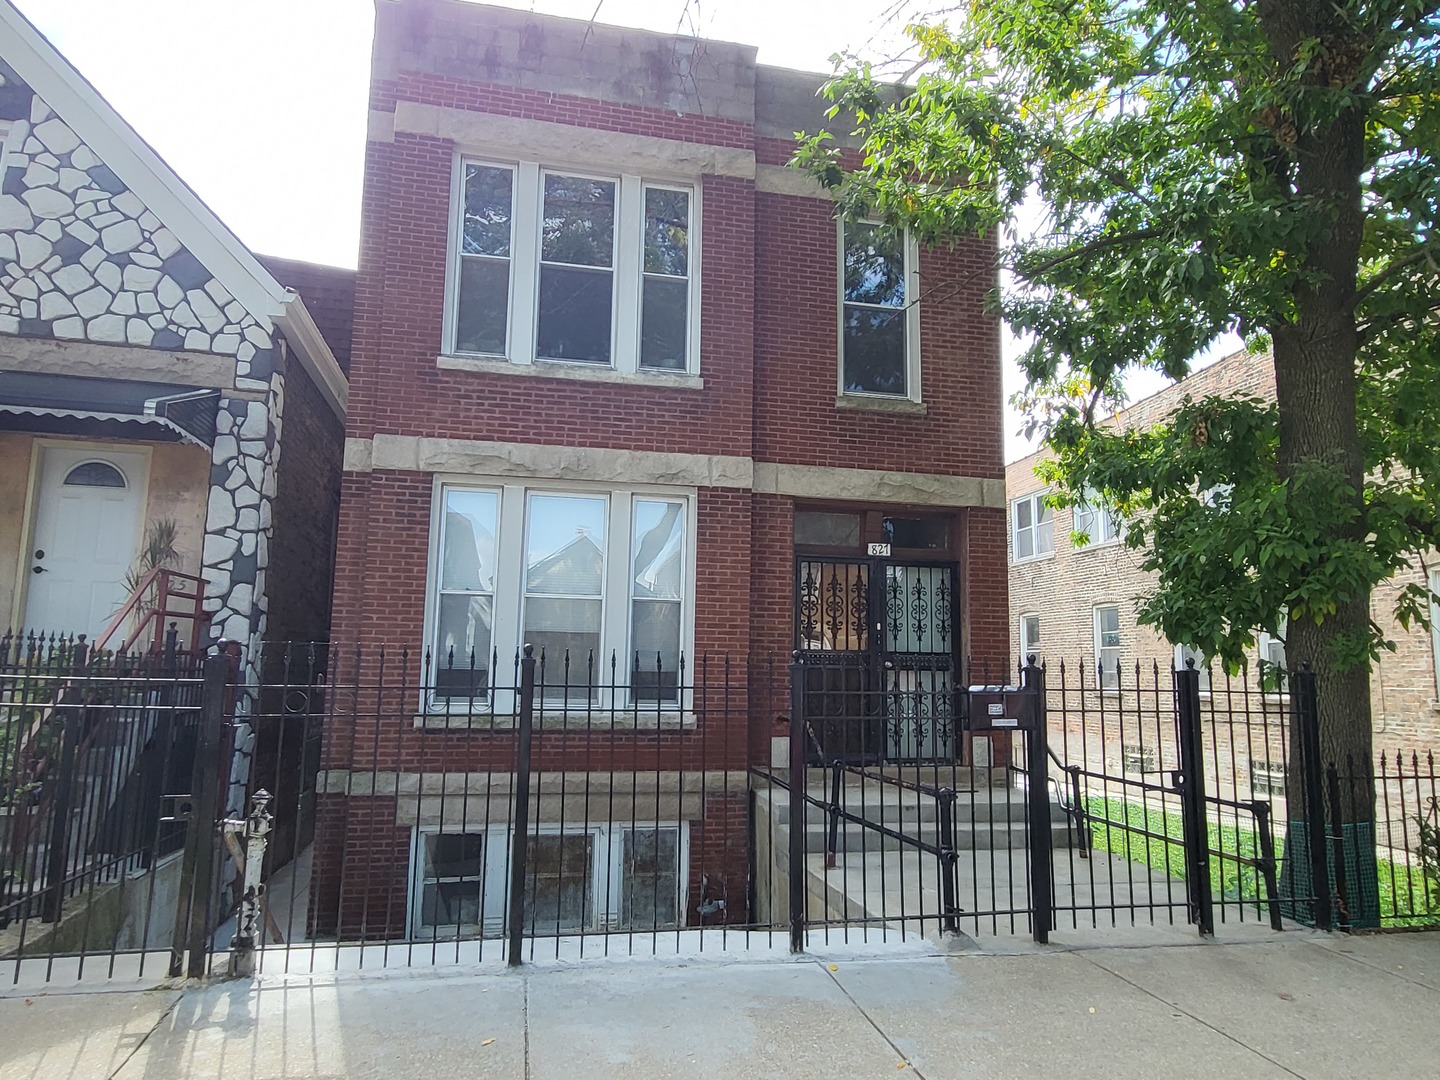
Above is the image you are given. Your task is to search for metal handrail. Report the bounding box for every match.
[1044,746,1092,856]
[92,567,208,656]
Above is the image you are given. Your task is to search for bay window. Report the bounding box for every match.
[447,160,698,374]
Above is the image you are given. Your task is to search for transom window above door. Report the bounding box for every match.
[448,160,698,375]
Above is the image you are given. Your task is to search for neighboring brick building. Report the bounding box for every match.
[1007,346,1440,761]
[322,0,1007,937]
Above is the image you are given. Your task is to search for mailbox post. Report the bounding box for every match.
[966,669,1052,944]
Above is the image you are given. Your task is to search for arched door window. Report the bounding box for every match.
[63,461,127,488]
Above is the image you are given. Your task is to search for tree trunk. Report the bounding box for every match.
[1261,0,1379,925]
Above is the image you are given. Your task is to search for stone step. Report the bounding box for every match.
[803,766,1011,791]
[757,785,1086,853]
[777,791,1054,826]
[797,818,1085,852]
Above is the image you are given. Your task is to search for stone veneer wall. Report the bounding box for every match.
[0,81,283,644]
[0,74,289,809]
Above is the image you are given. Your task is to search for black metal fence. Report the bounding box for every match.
[1323,752,1438,929]
[234,643,778,975]
[749,656,1071,945]
[763,652,1438,947]
[6,638,1437,985]
[1,630,204,981]
[1044,657,1439,932]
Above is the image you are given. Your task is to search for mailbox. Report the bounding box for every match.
[965,685,1038,730]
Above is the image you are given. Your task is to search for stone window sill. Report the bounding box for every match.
[414,710,697,730]
[1012,552,1057,566]
[834,394,927,415]
[437,354,703,390]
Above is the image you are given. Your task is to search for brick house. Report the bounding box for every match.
[0,1,351,656]
[1007,346,1440,759]
[322,0,1007,937]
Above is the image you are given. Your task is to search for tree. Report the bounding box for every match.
[798,0,1439,919]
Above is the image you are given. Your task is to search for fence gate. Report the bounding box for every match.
[773,657,1333,946]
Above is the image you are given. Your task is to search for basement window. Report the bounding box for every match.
[1250,758,1288,798]
[1122,744,1157,774]
[411,824,687,937]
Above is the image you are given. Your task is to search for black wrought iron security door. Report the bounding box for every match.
[795,558,958,763]
[881,563,958,760]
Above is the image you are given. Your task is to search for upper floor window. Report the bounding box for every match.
[839,220,919,400]
[1431,568,1440,699]
[1012,493,1054,561]
[1073,491,1122,545]
[449,160,698,374]
[1174,643,1212,692]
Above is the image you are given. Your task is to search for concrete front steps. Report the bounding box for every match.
[764,767,1085,853]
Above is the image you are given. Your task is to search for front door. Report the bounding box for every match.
[23,446,148,636]
[796,557,958,763]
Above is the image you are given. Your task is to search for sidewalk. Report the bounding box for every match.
[2,930,1437,1079]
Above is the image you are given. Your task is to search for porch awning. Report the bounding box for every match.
[0,371,221,447]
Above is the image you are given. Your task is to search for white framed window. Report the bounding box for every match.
[639,185,693,371]
[446,159,699,374]
[536,171,617,364]
[838,219,921,400]
[410,823,688,937]
[415,832,489,933]
[1258,611,1286,673]
[1019,613,1041,664]
[1011,493,1054,561]
[433,488,500,700]
[1249,611,1291,695]
[1430,567,1440,699]
[427,479,694,710]
[1201,483,1234,508]
[1093,604,1121,689]
[1122,744,1157,773]
[1073,490,1122,545]
[1173,644,1212,692]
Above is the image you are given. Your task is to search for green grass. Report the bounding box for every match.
[1083,796,1440,928]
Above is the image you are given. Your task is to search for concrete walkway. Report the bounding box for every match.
[2,930,1438,1079]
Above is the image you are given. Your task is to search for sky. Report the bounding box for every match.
[18,0,1232,462]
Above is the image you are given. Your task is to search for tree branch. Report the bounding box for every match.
[1014,228,1165,281]
[1349,241,1440,311]
[1358,299,1440,342]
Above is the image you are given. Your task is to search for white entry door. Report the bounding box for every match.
[23,446,149,637]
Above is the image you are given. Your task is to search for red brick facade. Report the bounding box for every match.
[321,0,1007,936]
